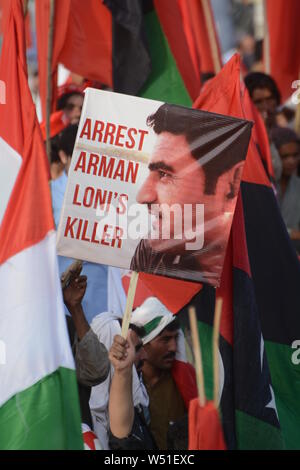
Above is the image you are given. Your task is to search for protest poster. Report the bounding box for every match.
[56,88,252,286]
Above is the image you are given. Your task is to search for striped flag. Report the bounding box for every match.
[0,0,83,449]
[182,54,300,449]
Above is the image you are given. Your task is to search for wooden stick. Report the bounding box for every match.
[121,271,139,338]
[201,0,221,74]
[60,260,83,290]
[213,297,223,408]
[188,306,206,407]
[46,0,55,165]
[263,0,270,74]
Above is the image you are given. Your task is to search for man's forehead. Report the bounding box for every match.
[158,327,179,339]
[151,132,191,163]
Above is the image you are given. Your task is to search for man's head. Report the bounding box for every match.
[137,103,247,253]
[57,86,84,124]
[131,297,179,371]
[244,72,281,123]
[272,127,300,178]
[58,124,78,174]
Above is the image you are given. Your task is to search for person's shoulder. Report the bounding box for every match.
[91,312,121,340]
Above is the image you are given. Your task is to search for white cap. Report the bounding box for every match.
[130,297,175,345]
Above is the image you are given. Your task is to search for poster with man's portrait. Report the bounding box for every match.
[56,88,252,286]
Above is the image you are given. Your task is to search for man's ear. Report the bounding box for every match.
[58,149,68,166]
[226,162,244,199]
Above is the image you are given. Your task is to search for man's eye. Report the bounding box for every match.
[158,170,170,179]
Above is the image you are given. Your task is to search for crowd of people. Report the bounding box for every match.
[36,56,300,450]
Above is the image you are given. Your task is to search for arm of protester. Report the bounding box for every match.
[108,332,137,439]
[63,264,90,339]
[63,266,110,386]
[290,229,300,241]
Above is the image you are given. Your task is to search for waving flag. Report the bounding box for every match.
[183,54,300,449]
[0,0,82,449]
[266,0,300,101]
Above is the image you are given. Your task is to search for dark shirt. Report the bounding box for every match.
[143,372,186,450]
[130,238,220,286]
[109,406,156,450]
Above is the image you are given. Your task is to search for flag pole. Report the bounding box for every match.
[201,0,221,74]
[263,0,270,74]
[213,297,223,408]
[46,0,55,164]
[189,306,206,407]
[23,0,29,16]
[121,271,139,338]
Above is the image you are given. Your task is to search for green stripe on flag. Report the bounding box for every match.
[139,11,192,106]
[197,321,214,401]
[265,340,300,450]
[0,367,83,450]
[235,410,284,450]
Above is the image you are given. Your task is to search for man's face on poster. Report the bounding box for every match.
[136,132,240,254]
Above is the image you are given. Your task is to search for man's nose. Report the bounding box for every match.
[168,337,177,354]
[137,174,157,204]
[140,347,147,361]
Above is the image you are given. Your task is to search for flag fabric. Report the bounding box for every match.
[0,0,83,449]
[35,0,113,120]
[266,0,300,101]
[178,0,222,78]
[139,1,199,105]
[182,54,300,449]
[122,271,202,314]
[188,400,226,450]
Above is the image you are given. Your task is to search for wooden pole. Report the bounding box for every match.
[201,0,221,74]
[46,0,55,165]
[213,297,223,408]
[121,271,139,338]
[263,0,270,74]
[188,306,206,407]
[23,0,29,16]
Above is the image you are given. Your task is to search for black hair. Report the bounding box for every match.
[271,126,300,151]
[244,72,281,106]
[159,317,180,336]
[58,124,78,157]
[147,103,250,194]
[128,323,146,338]
[49,134,60,164]
[57,92,83,111]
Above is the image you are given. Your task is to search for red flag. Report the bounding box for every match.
[153,0,201,101]
[35,0,112,120]
[188,400,226,450]
[178,0,222,77]
[122,271,202,314]
[266,0,300,101]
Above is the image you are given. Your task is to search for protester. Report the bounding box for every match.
[244,71,282,180]
[56,83,84,125]
[62,264,109,438]
[51,124,109,322]
[130,297,197,450]
[272,126,300,245]
[89,311,149,449]
[40,110,69,180]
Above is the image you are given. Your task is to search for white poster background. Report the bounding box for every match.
[57,88,163,269]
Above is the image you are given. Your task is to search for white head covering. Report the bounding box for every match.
[130,297,176,344]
